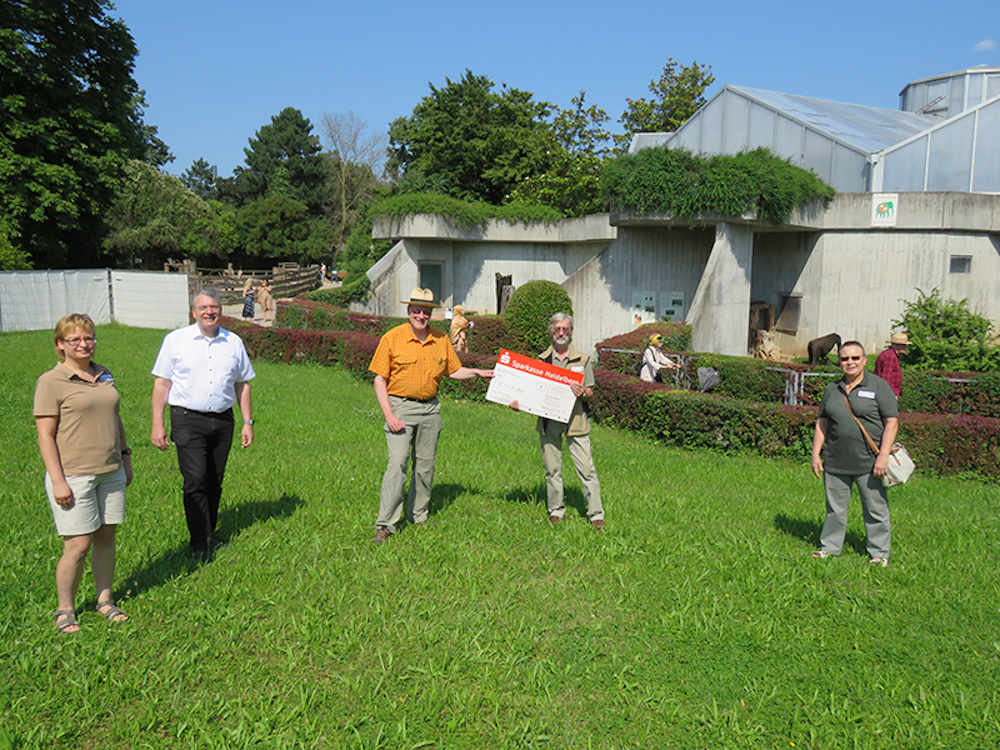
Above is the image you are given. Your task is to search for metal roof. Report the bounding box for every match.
[729,85,936,155]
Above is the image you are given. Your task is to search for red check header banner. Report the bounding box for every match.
[495,349,583,386]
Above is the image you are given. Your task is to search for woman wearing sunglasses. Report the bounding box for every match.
[33,314,133,632]
[810,340,899,567]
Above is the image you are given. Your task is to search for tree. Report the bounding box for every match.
[892,288,999,372]
[387,70,556,205]
[320,111,385,257]
[236,107,329,210]
[507,91,611,216]
[0,0,158,267]
[181,158,219,200]
[237,194,334,264]
[0,217,31,270]
[616,58,715,149]
[229,107,334,263]
[103,160,232,267]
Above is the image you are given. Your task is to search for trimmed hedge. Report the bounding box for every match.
[899,369,1000,419]
[276,298,529,355]
[231,318,1000,481]
[591,368,1000,479]
[503,280,573,355]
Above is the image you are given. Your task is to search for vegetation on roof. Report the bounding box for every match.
[370,192,565,227]
[600,147,835,224]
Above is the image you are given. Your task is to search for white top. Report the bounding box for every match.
[640,347,674,382]
[151,324,255,412]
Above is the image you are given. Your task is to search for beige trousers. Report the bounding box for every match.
[539,421,603,521]
[376,396,442,532]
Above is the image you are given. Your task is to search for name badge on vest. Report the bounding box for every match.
[857,390,876,399]
[570,366,584,373]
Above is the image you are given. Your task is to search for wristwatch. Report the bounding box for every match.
[121,448,132,456]
[243,418,254,425]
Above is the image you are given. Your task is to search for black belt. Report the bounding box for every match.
[392,395,435,403]
[171,405,233,418]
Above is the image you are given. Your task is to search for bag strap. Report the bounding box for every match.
[841,392,880,455]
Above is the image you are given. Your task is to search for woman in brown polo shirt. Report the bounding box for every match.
[33,314,133,633]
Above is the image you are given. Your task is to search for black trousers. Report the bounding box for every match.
[170,406,234,551]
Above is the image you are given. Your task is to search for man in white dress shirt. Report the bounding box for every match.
[151,288,256,561]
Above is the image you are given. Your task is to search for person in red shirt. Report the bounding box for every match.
[875,332,908,396]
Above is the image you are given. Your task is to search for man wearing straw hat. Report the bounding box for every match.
[875,332,909,397]
[369,288,493,543]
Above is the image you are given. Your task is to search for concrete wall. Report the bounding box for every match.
[363,194,1000,356]
[564,227,714,352]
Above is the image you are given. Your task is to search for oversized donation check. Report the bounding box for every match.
[485,349,583,423]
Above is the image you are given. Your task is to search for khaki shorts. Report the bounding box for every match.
[46,467,126,536]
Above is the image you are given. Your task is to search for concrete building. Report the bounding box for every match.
[360,68,1000,357]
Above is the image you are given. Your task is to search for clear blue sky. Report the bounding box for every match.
[114,0,998,178]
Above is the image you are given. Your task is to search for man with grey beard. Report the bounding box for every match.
[534,312,604,528]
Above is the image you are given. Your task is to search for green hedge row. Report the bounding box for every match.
[225,316,1000,481]
[275,298,531,354]
[595,327,1000,417]
[590,368,1000,480]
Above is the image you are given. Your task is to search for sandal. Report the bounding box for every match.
[96,600,128,622]
[54,608,79,633]
[869,557,889,567]
[812,549,831,559]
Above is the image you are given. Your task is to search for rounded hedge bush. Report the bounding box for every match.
[503,280,574,354]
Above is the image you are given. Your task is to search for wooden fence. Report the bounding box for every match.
[165,261,323,304]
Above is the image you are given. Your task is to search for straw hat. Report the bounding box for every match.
[889,332,910,346]
[401,288,440,308]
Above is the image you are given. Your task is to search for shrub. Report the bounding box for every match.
[893,288,999,372]
[692,353,786,402]
[307,274,371,307]
[899,370,1000,418]
[371,191,564,226]
[503,280,573,354]
[601,147,834,225]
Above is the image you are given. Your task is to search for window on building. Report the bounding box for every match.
[949,255,972,274]
[418,261,444,303]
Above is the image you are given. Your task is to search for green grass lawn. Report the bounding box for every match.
[2,324,998,748]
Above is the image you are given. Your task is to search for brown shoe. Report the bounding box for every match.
[591,519,605,530]
[548,515,562,523]
[371,528,392,543]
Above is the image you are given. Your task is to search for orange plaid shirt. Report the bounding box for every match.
[368,323,462,400]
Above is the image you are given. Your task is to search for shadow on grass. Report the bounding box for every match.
[773,513,866,555]
[427,483,467,517]
[111,494,303,603]
[501,483,589,518]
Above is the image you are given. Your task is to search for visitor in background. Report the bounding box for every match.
[449,304,472,353]
[241,278,255,320]
[639,333,679,382]
[34,313,133,632]
[875,332,908,397]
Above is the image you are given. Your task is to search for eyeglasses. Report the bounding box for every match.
[63,336,96,346]
[839,355,862,362]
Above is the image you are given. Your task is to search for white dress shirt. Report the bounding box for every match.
[151,324,256,413]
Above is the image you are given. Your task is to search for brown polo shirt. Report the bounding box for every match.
[33,361,122,475]
[369,323,461,401]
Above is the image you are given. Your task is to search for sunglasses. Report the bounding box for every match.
[839,355,863,362]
